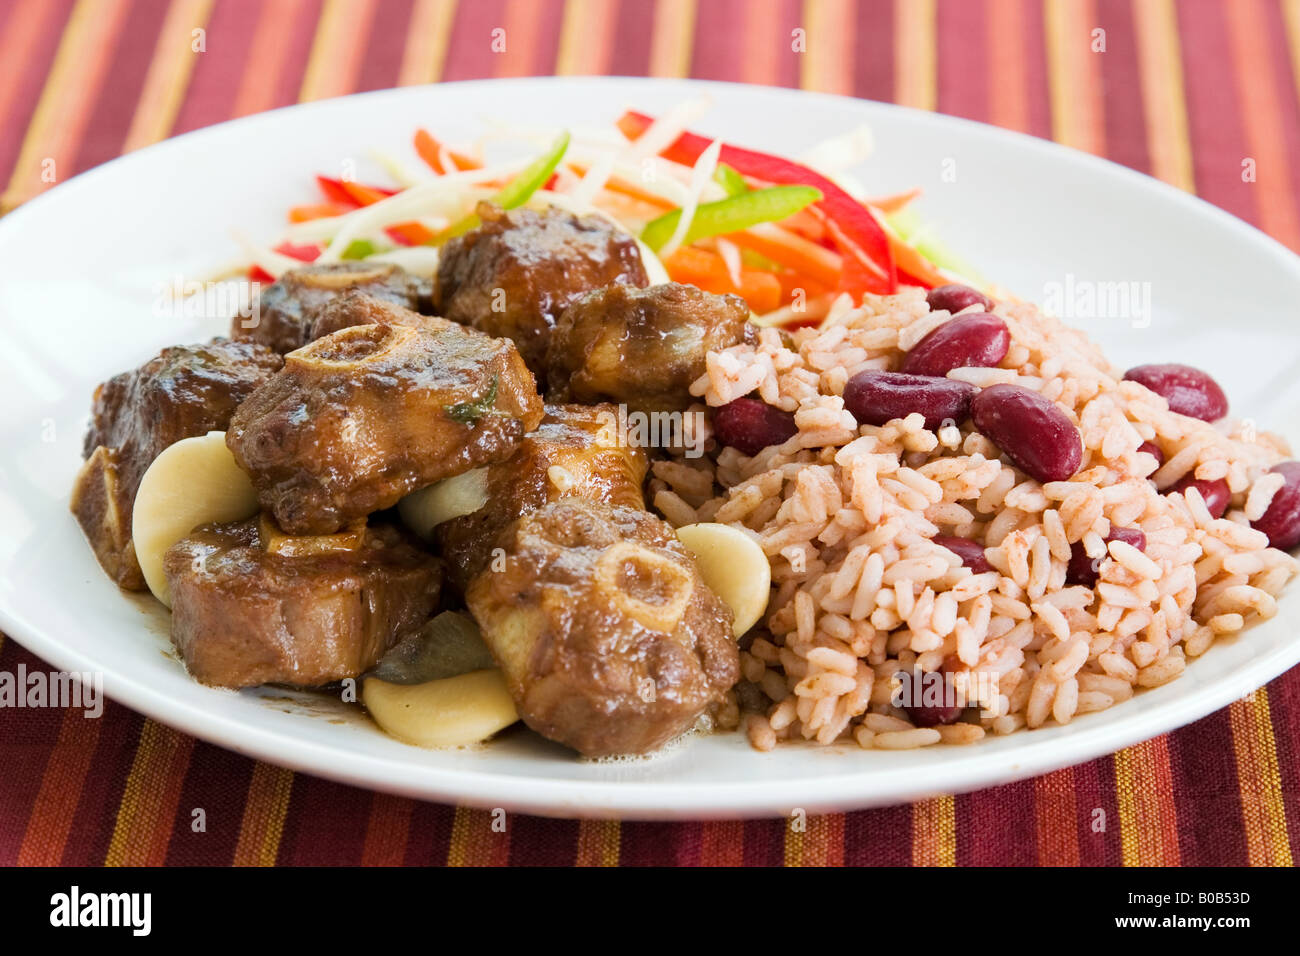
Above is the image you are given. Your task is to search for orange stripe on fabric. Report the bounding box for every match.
[894,0,936,110]
[360,794,415,866]
[574,818,621,866]
[231,0,310,117]
[0,0,60,141]
[911,796,956,866]
[799,0,854,94]
[1223,0,1300,251]
[120,0,213,152]
[447,807,512,865]
[494,0,549,78]
[1285,0,1300,107]
[1229,692,1294,866]
[987,0,1030,132]
[1033,769,1081,865]
[556,0,616,75]
[298,0,379,102]
[1114,738,1181,866]
[1043,0,1105,154]
[1131,0,1194,191]
[784,813,844,866]
[698,819,744,866]
[0,0,131,211]
[398,0,459,85]
[740,0,782,86]
[231,763,294,866]
[16,709,102,866]
[648,0,697,78]
[104,720,194,866]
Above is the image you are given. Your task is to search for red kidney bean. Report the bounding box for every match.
[1066,526,1147,587]
[926,283,993,315]
[1137,440,1165,466]
[901,312,1011,378]
[1168,474,1231,519]
[1123,363,1229,422]
[1251,461,1300,550]
[970,384,1083,483]
[933,535,991,573]
[712,397,798,457]
[900,667,965,727]
[842,370,976,431]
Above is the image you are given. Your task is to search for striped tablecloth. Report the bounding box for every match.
[2,0,1298,866]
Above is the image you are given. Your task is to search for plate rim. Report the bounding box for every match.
[3,75,1299,819]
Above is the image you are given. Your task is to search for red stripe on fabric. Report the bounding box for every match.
[1263,669,1300,854]
[842,804,911,866]
[523,0,564,76]
[619,820,700,866]
[1167,711,1251,865]
[741,816,788,865]
[689,0,748,81]
[272,0,325,109]
[57,708,146,866]
[1019,0,1052,139]
[0,0,74,188]
[1067,754,1119,865]
[851,0,894,102]
[1258,0,1300,246]
[440,0,505,81]
[400,798,457,865]
[356,0,415,91]
[608,0,654,77]
[275,776,372,864]
[1176,0,1253,218]
[69,0,169,174]
[507,813,579,865]
[0,643,64,863]
[957,780,1037,865]
[162,742,257,865]
[936,0,988,119]
[171,0,262,134]
[1095,0,1151,174]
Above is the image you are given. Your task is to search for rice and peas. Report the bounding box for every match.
[650,288,1299,751]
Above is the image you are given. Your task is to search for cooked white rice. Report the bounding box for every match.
[652,289,1298,750]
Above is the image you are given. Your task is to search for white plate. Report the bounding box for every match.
[2,77,1299,820]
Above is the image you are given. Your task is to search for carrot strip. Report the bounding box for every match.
[385,221,437,246]
[566,162,675,208]
[339,180,395,206]
[724,227,842,288]
[289,202,350,223]
[414,128,482,173]
[663,246,782,314]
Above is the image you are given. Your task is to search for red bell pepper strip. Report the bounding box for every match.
[315,175,397,208]
[617,110,896,296]
[273,240,322,262]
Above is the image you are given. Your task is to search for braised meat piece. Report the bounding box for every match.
[307,289,454,341]
[547,282,750,413]
[465,499,738,757]
[233,262,422,354]
[71,339,282,589]
[434,203,649,374]
[227,313,544,536]
[437,404,649,591]
[165,517,441,688]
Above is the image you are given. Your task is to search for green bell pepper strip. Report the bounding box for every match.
[713,163,748,197]
[437,131,571,241]
[640,184,822,253]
